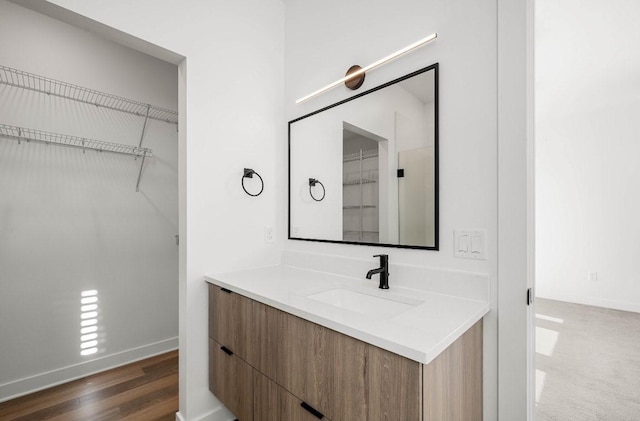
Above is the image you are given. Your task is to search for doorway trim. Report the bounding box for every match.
[497,0,535,419]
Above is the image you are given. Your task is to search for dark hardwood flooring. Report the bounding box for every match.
[0,351,178,421]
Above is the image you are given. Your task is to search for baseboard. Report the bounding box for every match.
[537,293,640,314]
[194,407,235,421]
[0,336,178,403]
[176,406,235,421]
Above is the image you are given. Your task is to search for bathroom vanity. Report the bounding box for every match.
[205,256,489,421]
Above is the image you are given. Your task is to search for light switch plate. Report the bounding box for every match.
[454,229,487,260]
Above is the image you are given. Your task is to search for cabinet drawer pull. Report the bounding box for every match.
[220,346,234,356]
[220,287,233,294]
[300,401,324,419]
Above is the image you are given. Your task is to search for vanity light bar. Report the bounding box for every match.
[295,33,438,104]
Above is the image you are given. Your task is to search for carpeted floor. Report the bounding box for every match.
[536,298,640,421]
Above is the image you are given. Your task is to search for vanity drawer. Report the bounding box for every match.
[277,310,421,421]
[209,338,253,421]
[367,344,421,420]
[208,284,280,379]
[254,370,332,421]
[277,310,335,419]
[247,297,280,380]
[209,284,252,360]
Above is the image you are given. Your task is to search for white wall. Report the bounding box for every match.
[290,111,344,240]
[285,0,499,419]
[0,0,178,401]
[535,0,640,313]
[23,1,286,420]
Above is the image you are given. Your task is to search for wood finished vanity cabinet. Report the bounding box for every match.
[208,283,483,421]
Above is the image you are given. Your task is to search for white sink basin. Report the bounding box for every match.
[306,287,422,318]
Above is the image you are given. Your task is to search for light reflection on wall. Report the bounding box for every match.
[80,290,99,356]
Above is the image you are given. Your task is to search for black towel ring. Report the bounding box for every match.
[242,168,264,197]
[308,178,325,202]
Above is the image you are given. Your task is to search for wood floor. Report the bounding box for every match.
[0,351,178,421]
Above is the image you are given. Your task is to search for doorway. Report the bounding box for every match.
[342,127,380,243]
[0,0,183,404]
[533,0,640,419]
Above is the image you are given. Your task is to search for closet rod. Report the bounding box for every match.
[0,65,178,125]
[0,124,153,158]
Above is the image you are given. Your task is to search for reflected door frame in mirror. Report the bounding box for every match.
[288,63,439,250]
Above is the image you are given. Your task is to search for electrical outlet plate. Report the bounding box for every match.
[454,229,487,260]
[264,226,274,243]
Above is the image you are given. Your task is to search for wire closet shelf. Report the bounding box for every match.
[0,65,178,125]
[343,149,378,162]
[0,124,152,158]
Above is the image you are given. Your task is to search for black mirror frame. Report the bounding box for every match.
[288,63,439,250]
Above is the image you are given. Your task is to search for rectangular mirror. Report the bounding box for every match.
[288,63,438,250]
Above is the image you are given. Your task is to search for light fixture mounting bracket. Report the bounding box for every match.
[344,65,365,90]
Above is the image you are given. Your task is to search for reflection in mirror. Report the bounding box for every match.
[343,124,381,243]
[289,63,438,250]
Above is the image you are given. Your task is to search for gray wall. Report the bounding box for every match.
[0,0,178,401]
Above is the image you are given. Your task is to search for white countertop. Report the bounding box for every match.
[205,264,489,365]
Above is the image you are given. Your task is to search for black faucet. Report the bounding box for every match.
[366,254,389,289]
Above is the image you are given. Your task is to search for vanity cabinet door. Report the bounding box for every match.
[209,285,252,361]
[277,311,335,419]
[254,371,332,421]
[209,338,253,421]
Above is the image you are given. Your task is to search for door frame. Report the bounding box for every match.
[497,0,536,419]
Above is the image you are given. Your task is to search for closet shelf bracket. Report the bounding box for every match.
[135,152,149,192]
[135,105,151,192]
